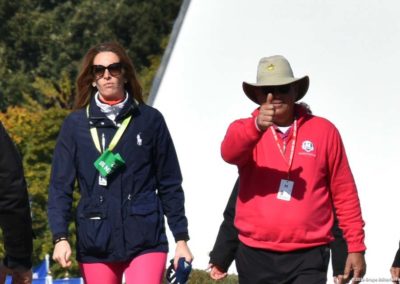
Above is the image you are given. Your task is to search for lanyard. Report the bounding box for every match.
[86,105,132,153]
[270,119,298,178]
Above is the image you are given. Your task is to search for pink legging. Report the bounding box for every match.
[79,252,167,284]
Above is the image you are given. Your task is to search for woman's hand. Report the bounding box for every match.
[52,240,72,268]
[174,240,193,269]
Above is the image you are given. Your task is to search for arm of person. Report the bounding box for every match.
[327,126,366,283]
[0,124,33,260]
[47,116,77,268]
[390,243,400,283]
[209,178,240,280]
[0,123,33,281]
[221,111,265,167]
[152,112,192,266]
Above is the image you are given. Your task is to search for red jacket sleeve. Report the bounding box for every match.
[327,126,366,253]
[221,115,263,167]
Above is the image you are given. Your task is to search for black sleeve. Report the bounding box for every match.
[209,178,240,272]
[392,242,400,267]
[330,213,348,276]
[0,123,33,269]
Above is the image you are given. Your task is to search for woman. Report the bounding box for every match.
[48,42,192,284]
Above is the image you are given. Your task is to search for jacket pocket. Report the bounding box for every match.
[124,192,164,250]
[77,208,112,256]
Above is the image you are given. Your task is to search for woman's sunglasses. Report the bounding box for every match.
[92,62,123,79]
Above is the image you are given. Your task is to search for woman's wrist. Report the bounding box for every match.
[53,237,68,245]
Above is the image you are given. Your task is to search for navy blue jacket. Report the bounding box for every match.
[48,96,189,262]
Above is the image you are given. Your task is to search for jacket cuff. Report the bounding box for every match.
[174,232,189,242]
[245,117,263,139]
[209,253,234,272]
[52,233,68,244]
[347,242,366,253]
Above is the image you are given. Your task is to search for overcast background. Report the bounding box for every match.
[152,1,400,282]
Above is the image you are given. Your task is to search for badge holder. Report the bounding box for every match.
[94,149,125,186]
[277,179,294,201]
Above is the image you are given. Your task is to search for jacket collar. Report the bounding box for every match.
[89,94,139,122]
[87,92,139,126]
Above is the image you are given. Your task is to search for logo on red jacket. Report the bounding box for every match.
[301,140,314,152]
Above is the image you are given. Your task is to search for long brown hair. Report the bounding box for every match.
[74,42,144,109]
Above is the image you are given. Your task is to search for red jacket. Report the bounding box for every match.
[221,105,365,253]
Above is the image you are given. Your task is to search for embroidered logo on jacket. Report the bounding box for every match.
[301,140,314,152]
[137,133,142,146]
[299,140,316,157]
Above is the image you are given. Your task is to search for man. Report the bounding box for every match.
[208,178,349,283]
[0,122,33,284]
[220,55,366,283]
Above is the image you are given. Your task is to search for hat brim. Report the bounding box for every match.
[242,76,309,104]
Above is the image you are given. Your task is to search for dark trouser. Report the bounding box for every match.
[235,242,330,284]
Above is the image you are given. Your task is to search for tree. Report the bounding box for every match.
[0,0,183,109]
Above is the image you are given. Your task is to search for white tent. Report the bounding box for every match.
[151,1,400,282]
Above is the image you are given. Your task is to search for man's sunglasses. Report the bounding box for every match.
[92,62,123,79]
[262,84,291,94]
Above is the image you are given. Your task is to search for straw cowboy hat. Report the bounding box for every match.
[242,55,309,104]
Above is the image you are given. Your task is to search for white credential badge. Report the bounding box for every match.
[277,179,294,201]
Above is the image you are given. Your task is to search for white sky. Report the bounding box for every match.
[153,1,400,282]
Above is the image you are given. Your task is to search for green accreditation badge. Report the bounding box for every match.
[94,149,125,177]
